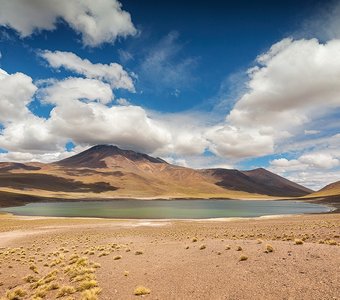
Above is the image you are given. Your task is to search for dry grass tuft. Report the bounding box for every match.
[294,239,304,245]
[56,285,76,298]
[326,240,337,245]
[239,255,248,261]
[80,287,102,300]
[77,279,98,291]
[265,244,274,253]
[199,244,206,250]
[23,274,39,283]
[6,288,27,300]
[134,286,151,296]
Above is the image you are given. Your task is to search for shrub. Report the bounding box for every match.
[134,286,151,296]
[239,255,248,261]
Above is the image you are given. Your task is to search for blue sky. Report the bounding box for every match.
[0,0,340,189]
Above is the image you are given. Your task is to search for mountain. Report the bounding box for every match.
[307,181,340,198]
[57,145,166,168]
[0,145,313,201]
[203,168,312,197]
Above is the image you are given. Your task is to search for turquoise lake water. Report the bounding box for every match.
[0,199,332,219]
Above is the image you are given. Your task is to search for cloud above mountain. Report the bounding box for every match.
[0,0,136,46]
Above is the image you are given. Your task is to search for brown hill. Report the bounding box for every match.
[57,144,166,168]
[203,168,312,197]
[307,181,340,197]
[0,145,313,200]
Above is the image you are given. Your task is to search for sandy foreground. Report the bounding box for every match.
[0,213,339,300]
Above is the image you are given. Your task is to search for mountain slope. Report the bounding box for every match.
[57,145,166,168]
[202,168,312,197]
[0,145,313,199]
[307,181,340,197]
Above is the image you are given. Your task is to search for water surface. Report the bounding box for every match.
[0,199,331,219]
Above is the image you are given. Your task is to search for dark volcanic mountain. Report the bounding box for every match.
[57,145,166,168]
[203,168,312,197]
[0,144,313,199]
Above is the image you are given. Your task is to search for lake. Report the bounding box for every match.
[0,199,332,219]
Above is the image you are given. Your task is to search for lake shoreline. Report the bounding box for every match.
[0,190,339,217]
[0,196,337,219]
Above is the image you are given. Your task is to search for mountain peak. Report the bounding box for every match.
[56,144,167,168]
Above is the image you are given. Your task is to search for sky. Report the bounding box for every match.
[0,0,340,190]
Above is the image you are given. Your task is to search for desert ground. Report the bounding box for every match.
[0,212,339,300]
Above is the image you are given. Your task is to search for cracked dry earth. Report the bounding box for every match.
[0,213,339,300]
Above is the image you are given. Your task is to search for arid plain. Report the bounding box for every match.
[0,146,339,299]
[0,212,339,300]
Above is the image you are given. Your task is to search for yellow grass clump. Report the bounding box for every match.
[265,244,274,253]
[134,286,151,296]
[294,239,304,245]
[57,285,76,298]
[5,288,27,300]
[239,255,248,261]
[77,280,98,291]
[81,287,102,300]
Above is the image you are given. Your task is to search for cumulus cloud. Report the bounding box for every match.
[271,153,340,171]
[40,77,114,105]
[40,50,135,91]
[0,150,74,163]
[229,38,340,129]
[216,38,340,161]
[0,68,37,123]
[206,125,274,159]
[0,0,136,46]
[299,153,339,169]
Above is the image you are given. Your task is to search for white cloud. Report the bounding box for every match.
[206,125,274,158]
[116,98,131,106]
[0,68,37,124]
[209,38,340,161]
[40,50,135,91]
[0,0,137,46]
[282,169,340,191]
[304,129,320,135]
[49,103,172,154]
[0,115,62,153]
[229,38,340,129]
[271,153,340,172]
[41,77,114,105]
[299,153,339,169]
[0,150,73,163]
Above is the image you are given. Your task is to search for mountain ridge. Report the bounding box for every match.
[0,144,314,199]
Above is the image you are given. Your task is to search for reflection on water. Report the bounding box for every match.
[0,200,331,219]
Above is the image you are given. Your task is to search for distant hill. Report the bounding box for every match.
[307,181,340,198]
[0,144,313,200]
[203,167,312,197]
